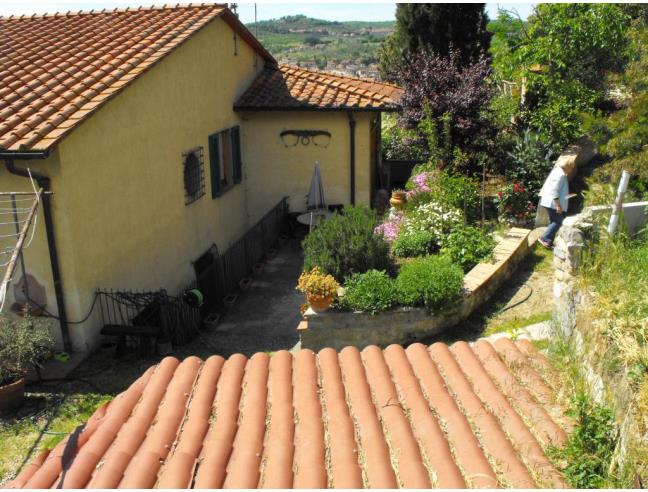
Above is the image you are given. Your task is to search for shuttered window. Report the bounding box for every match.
[232,126,242,184]
[208,125,242,198]
[208,133,221,198]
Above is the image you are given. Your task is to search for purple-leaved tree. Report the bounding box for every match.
[394,48,496,172]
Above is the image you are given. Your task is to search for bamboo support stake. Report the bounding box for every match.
[0,188,42,310]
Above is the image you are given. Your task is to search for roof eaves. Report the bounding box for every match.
[220,9,277,66]
[233,103,400,112]
[7,6,229,153]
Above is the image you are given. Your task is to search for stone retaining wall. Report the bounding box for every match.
[299,227,531,351]
[552,201,648,473]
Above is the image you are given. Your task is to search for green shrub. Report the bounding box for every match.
[0,317,54,386]
[440,225,496,272]
[506,129,555,195]
[393,230,437,258]
[342,270,397,314]
[302,206,393,281]
[395,256,464,311]
[381,113,427,160]
[548,393,618,488]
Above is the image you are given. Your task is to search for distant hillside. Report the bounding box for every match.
[246,15,395,78]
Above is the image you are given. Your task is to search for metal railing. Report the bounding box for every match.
[97,287,201,348]
[195,197,288,310]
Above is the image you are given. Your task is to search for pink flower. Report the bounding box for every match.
[374,212,405,243]
[407,172,434,198]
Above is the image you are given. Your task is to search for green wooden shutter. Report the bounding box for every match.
[208,133,221,198]
[231,126,242,184]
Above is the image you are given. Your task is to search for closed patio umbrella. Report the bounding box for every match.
[307,161,327,211]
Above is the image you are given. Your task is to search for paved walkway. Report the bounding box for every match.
[177,238,304,359]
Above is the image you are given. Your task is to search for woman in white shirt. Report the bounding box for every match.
[538,160,570,248]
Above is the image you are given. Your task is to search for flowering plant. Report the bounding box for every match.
[495,182,536,222]
[296,267,340,298]
[374,210,405,243]
[405,171,434,201]
[401,202,463,249]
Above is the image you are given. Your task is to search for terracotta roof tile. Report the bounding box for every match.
[235,64,403,111]
[0,4,275,153]
[7,339,570,489]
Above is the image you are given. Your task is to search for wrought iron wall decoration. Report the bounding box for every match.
[280,130,332,148]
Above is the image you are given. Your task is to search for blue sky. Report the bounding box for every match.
[0,1,536,21]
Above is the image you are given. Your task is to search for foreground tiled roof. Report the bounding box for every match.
[235,64,403,111]
[7,338,570,489]
[0,4,274,153]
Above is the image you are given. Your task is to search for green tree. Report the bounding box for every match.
[491,4,632,150]
[378,3,491,78]
[586,26,648,200]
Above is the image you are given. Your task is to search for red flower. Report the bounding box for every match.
[513,183,520,193]
[497,191,503,199]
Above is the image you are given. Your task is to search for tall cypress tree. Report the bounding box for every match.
[379,3,491,77]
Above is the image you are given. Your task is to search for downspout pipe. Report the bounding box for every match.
[347,111,356,206]
[4,156,72,353]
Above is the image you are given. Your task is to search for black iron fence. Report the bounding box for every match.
[194,196,289,311]
[97,287,201,350]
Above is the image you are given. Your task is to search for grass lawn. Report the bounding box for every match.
[0,387,111,485]
[0,349,154,486]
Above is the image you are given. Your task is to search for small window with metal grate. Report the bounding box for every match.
[182,146,205,205]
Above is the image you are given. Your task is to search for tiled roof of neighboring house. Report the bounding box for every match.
[234,64,403,111]
[0,4,275,153]
[6,338,571,489]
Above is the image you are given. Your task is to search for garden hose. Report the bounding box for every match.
[492,284,534,316]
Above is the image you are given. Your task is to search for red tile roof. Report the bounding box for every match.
[0,4,275,153]
[5,338,570,489]
[235,64,403,111]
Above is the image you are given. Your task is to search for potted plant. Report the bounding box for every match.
[390,189,407,210]
[0,317,54,412]
[296,267,339,313]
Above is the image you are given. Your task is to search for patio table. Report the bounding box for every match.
[296,209,332,229]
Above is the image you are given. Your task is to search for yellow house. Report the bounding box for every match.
[0,4,401,352]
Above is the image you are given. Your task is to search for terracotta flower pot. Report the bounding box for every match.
[306,294,333,313]
[390,191,406,210]
[0,378,26,413]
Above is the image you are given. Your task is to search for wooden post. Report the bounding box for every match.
[608,170,631,235]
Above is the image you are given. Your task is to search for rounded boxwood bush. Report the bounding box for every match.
[302,206,393,281]
[440,225,496,272]
[342,270,396,314]
[395,256,464,311]
[392,230,437,258]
